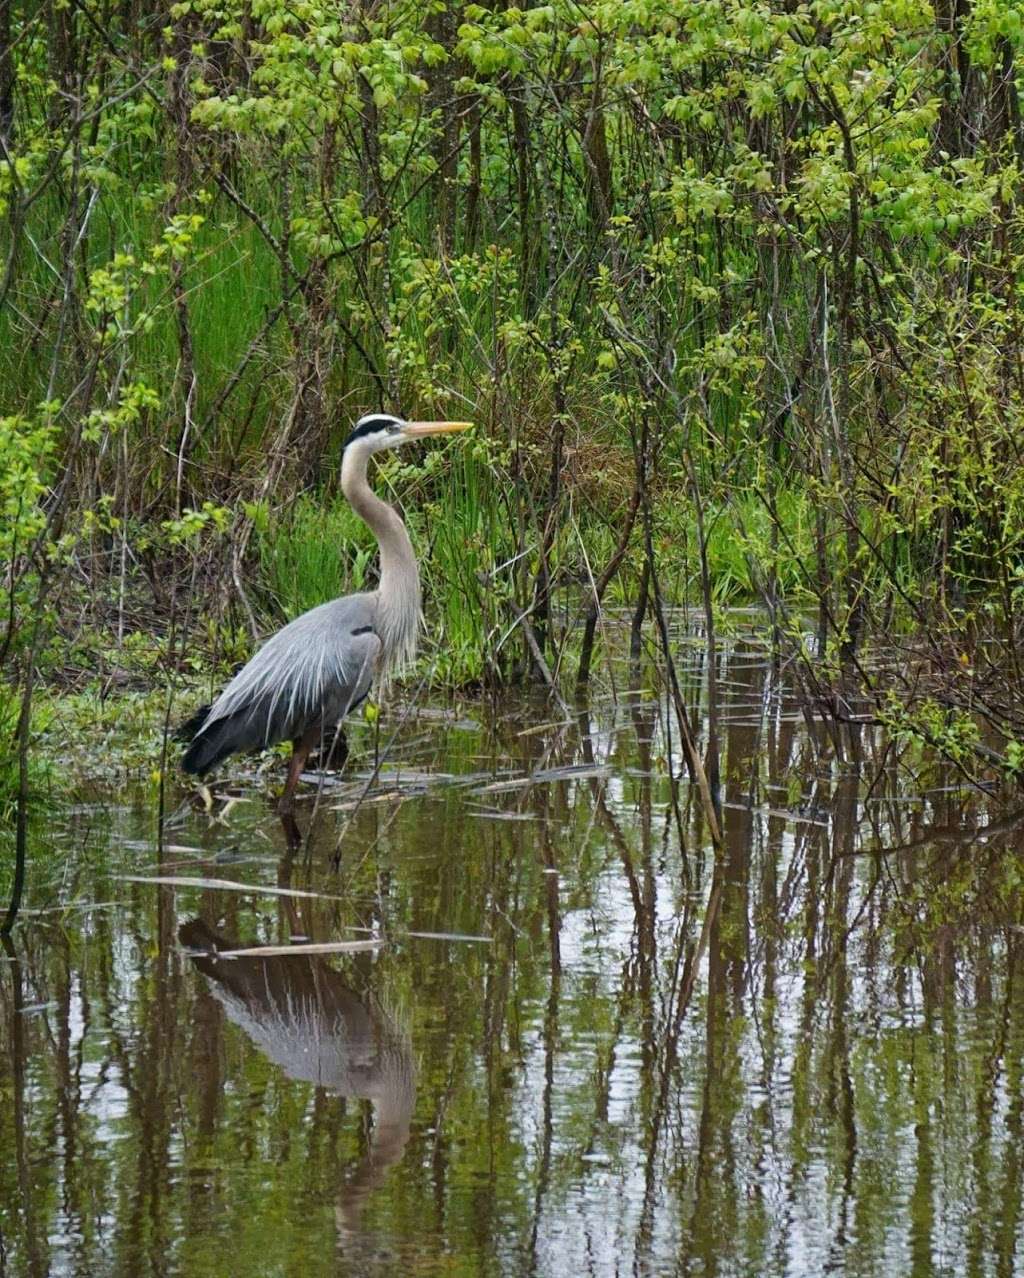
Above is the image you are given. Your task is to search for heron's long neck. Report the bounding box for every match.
[341,444,421,667]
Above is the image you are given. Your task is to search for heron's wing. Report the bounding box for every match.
[198,594,380,751]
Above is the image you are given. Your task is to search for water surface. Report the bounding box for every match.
[3,623,1023,1276]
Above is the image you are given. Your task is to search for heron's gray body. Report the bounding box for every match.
[182,594,383,775]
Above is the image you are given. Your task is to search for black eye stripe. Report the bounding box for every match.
[343,414,403,449]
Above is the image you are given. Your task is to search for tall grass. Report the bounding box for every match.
[415,441,518,683]
[255,494,375,621]
[702,488,816,605]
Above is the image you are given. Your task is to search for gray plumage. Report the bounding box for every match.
[178,412,470,806]
[181,596,381,774]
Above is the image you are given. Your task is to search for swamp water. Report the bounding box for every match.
[2,620,1023,1277]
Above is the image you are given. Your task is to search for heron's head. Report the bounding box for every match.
[343,413,472,456]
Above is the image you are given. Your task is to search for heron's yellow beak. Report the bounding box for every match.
[402,420,473,437]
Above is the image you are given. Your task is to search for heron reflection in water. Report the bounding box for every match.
[179,919,415,1233]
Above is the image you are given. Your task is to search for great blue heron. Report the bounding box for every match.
[178,412,471,811]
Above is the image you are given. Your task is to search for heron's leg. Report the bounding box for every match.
[279,738,312,814]
[279,810,302,850]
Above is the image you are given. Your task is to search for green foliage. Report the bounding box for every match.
[1,0,1023,756]
[161,502,232,546]
[33,688,175,786]
[0,410,56,564]
[0,688,58,827]
[881,692,984,767]
[413,434,517,683]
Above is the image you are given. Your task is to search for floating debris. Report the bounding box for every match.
[472,764,611,794]
[330,789,408,811]
[399,930,492,944]
[468,808,541,822]
[120,841,205,854]
[190,939,386,958]
[516,720,573,738]
[117,874,347,901]
[21,901,122,916]
[348,767,458,785]
[721,801,830,827]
